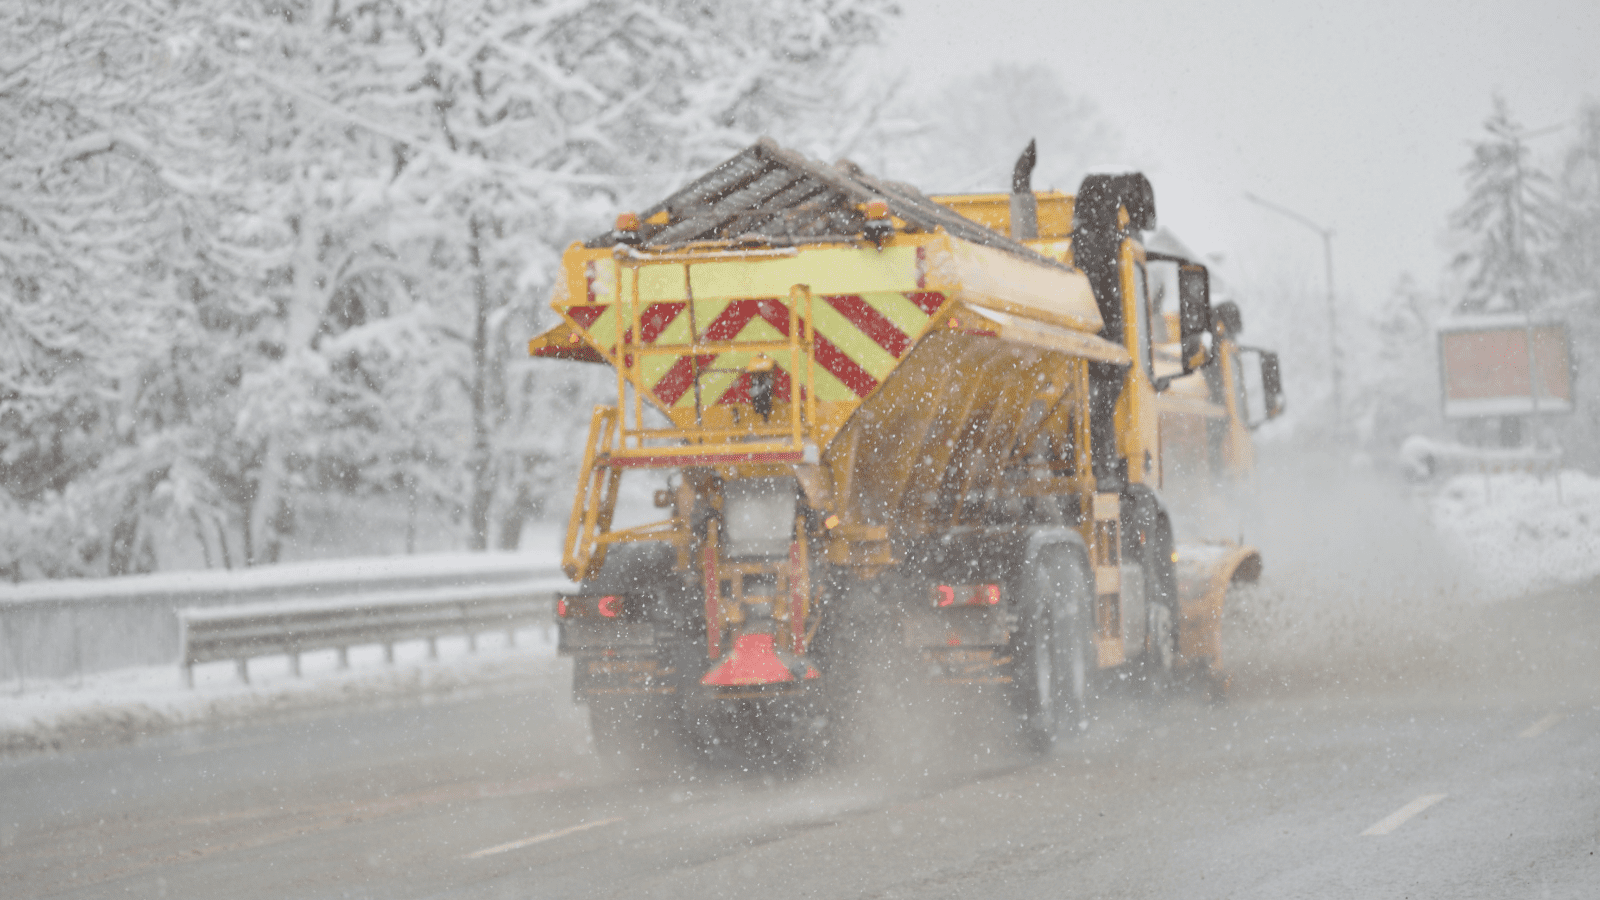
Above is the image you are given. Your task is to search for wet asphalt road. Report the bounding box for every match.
[4,581,1598,899]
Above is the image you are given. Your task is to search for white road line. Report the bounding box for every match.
[1519,712,1563,739]
[466,817,624,859]
[1361,794,1447,836]
[171,737,273,758]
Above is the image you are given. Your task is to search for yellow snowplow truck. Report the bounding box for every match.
[530,139,1276,761]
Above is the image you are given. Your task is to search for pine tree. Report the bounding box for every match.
[1546,100,1600,466]
[1450,95,1560,312]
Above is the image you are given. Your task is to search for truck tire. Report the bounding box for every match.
[1124,487,1179,694]
[1013,543,1095,753]
[1122,546,1179,695]
[1140,589,1176,690]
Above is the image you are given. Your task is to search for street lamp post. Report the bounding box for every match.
[1244,192,1343,432]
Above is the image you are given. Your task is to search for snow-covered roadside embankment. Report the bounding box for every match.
[1430,469,1600,598]
[0,629,565,756]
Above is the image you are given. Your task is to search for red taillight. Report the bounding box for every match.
[932,584,1002,607]
[558,594,627,619]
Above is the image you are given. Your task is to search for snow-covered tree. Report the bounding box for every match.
[1345,275,1451,451]
[1450,96,1560,313]
[1551,101,1600,308]
[209,3,424,564]
[378,0,897,549]
[0,3,252,578]
[1544,100,1600,466]
[0,0,900,579]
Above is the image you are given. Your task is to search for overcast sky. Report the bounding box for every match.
[882,0,1600,316]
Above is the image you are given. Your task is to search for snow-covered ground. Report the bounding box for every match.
[0,526,578,756]
[1430,468,1600,599]
[0,628,563,756]
[6,471,1595,757]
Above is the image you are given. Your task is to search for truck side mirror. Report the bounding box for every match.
[1178,263,1211,374]
[1260,350,1285,420]
[1238,346,1286,428]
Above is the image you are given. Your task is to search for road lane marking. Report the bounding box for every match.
[59,775,595,892]
[175,774,582,828]
[1519,713,1563,739]
[1361,794,1447,836]
[170,737,274,758]
[466,817,624,859]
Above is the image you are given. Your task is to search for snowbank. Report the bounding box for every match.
[0,627,562,756]
[1397,435,1562,482]
[1429,469,1600,598]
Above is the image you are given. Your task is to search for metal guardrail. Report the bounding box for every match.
[178,581,566,687]
[1,555,566,684]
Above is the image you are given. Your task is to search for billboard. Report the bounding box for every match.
[1438,315,1573,419]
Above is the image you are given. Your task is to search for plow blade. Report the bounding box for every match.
[1173,541,1262,690]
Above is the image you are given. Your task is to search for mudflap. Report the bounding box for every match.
[576,638,831,770]
[680,683,832,770]
[574,649,688,767]
[1173,540,1262,698]
[572,652,675,699]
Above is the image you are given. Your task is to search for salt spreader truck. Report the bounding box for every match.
[529,139,1275,759]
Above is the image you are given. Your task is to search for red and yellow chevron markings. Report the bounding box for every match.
[812,292,944,399]
[562,289,947,410]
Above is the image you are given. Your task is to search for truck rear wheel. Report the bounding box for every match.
[1013,543,1094,753]
[1140,595,1176,690]
[1125,490,1179,695]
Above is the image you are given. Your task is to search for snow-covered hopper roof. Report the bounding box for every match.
[586,138,1062,268]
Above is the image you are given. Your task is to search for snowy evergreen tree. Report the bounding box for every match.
[1551,100,1600,308]
[1546,100,1600,466]
[1450,96,1560,313]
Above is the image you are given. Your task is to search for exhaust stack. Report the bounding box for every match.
[1009,139,1039,240]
